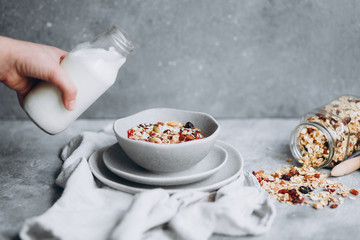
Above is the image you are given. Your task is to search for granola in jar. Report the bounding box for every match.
[127,121,204,144]
[290,96,360,167]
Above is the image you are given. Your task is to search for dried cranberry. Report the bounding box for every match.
[278,189,288,194]
[185,134,195,141]
[330,204,338,209]
[184,122,194,128]
[299,186,312,194]
[127,129,134,138]
[252,171,262,183]
[350,189,359,196]
[307,128,313,134]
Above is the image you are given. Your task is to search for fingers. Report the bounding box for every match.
[47,66,77,110]
[47,48,77,110]
[16,77,37,106]
[1,73,36,107]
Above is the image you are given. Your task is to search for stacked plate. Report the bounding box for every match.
[89,140,244,194]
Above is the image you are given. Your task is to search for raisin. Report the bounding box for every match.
[292,197,304,204]
[307,128,313,134]
[288,189,303,204]
[344,117,351,124]
[330,204,338,209]
[350,189,359,196]
[184,122,194,128]
[314,173,320,178]
[288,189,297,196]
[324,141,329,148]
[281,174,292,181]
[299,186,312,194]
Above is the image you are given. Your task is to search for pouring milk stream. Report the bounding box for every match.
[23,26,134,134]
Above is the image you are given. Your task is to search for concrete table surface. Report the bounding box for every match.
[1,119,359,240]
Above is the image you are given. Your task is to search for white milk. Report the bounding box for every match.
[23,47,126,134]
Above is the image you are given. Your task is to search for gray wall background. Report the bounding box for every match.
[1,0,360,119]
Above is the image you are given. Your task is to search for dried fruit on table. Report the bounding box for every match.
[254,162,358,210]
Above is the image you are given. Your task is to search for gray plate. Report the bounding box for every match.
[103,143,228,186]
[89,141,244,194]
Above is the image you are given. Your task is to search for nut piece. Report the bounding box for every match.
[149,137,162,144]
[167,121,181,127]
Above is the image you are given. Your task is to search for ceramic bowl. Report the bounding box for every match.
[113,108,220,173]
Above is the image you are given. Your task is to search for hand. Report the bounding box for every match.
[0,36,77,110]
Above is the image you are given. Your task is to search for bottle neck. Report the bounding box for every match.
[107,26,134,57]
[87,25,134,58]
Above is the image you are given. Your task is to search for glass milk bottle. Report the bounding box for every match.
[23,26,134,135]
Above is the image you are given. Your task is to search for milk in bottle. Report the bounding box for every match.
[23,26,134,134]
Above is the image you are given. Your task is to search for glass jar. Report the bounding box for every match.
[290,96,360,167]
[23,26,134,135]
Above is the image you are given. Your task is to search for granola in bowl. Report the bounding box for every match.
[127,121,204,144]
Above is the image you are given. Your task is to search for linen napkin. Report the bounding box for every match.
[20,126,276,240]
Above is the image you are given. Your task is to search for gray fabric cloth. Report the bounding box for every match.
[20,127,276,240]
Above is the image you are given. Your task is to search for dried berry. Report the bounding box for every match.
[252,171,262,183]
[184,122,194,128]
[314,173,320,178]
[288,189,303,204]
[330,204,338,209]
[278,189,288,194]
[350,189,359,196]
[344,117,351,124]
[299,186,312,194]
[281,174,292,181]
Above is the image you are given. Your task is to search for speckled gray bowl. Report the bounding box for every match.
[113,108,220,173]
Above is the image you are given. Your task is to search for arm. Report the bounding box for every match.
[0,36,77,110]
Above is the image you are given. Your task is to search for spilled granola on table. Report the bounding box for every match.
[297,96,360,167]
[253,157,359,210]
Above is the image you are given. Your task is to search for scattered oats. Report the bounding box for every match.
[253,160,358,210]
[287,158,293,162]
